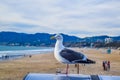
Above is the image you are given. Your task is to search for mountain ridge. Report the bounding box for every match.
[0,31,120,47]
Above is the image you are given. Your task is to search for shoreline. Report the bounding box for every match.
[0,51,53,62]
[0,48,120,80]
[0,48,53,62]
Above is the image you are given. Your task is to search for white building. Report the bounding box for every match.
[105,38,113,43]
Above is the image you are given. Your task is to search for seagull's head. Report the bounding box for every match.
[51,34,63,40]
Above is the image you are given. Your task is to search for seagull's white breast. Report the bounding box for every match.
[54,36,71,63]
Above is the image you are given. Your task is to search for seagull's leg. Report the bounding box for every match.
[77,64,79,74]
[66,64,69,74]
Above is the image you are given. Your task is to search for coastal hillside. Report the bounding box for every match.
[0,32,81,46]
[0,31,120,47]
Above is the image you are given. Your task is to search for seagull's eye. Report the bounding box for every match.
[57,36,61,39]
[57,36,60,38]
[58,36,60,38]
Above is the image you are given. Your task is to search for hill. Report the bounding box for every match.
[0,31,120,47]
[0,32,81,46]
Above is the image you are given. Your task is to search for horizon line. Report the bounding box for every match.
[0,31,120,38]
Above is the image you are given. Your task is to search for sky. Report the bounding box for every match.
[0,0,120,38]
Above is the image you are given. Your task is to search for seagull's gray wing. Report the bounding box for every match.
[60,48,85,62]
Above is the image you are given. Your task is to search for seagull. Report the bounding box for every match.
[51,34,95,74]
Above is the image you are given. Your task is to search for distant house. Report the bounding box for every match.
[105,38,113,44]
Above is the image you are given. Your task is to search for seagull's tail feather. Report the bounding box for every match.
[86,59,96,64]
[76,59,96,64]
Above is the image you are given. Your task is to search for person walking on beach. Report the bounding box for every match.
[102,61,105,71]
[107,61,110,71]
[103,61,109,71]
[104,61,108,71]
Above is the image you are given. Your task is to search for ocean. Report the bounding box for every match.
[0,45,54,60]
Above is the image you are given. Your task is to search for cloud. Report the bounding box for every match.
[0,0,120,37]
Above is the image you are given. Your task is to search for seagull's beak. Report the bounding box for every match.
[50,36,55,39]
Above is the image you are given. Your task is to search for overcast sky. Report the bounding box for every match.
[0,0,120,37]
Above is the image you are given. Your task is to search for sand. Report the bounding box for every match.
[0,48,120,80]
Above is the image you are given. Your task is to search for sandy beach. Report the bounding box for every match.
[0,48,120,80]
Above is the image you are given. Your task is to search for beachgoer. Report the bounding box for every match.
[107,61,110,71]
[29,55,32,58]
[103,61,105,71]
[104,61,108,71]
